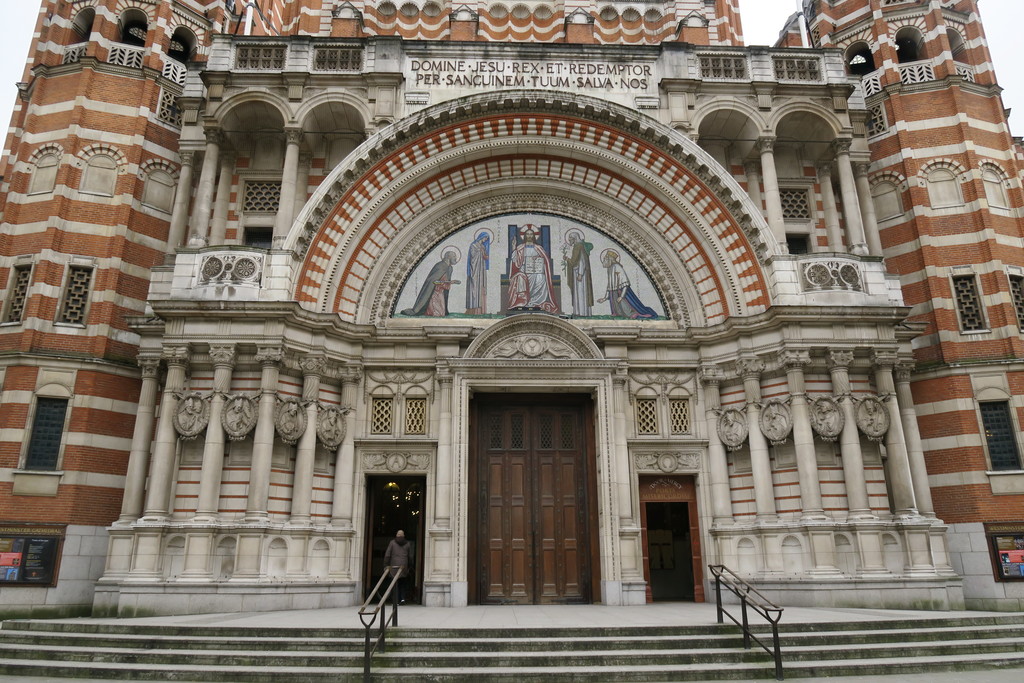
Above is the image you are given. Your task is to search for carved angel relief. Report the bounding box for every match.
[274,399,307,446]
[809,396,844,442]
[173,391,209,440]
[317,405,348,450]
[717,408,748,451]
[759,400,793,446]
[856,396,890,442]
[222,394,258,441]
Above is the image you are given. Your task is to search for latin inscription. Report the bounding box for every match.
[408,58,653,92]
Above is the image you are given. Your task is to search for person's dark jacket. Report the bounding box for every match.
[384,538,410,577]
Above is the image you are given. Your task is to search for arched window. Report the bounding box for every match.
[70,8,95,43]
[81,154,118,196]
[845,42,876,76]
[926,167,962,208]
[895,27,926,63]
[982,167,1010,209]
[167,27,196,63]
[29,153,59,194]
[141,169,175,212]
[871,180,903,220]
[119,9,148,47]
[947,29,968,63]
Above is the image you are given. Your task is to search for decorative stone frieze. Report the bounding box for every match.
[717,408,748,451]
[801,258,863,292]
[634,451,701,473]
[809,396,844,441]
[275,399,307,445]
[490,335,577,359]
[759,399,793,446]
[173,391,209,440]
[856,396,890,442]
[362,451,431,473]
[198,252,264,285]
[222,394,259,441]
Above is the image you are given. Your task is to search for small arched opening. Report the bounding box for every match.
[119,9,149,47]
[845,41,876,76]
[168,27,197,63]
[894,27,926,63]
[70,8,95,43]
[946,29,968,63]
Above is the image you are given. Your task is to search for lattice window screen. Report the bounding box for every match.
[952,275,986,332]
[243,181,282,213]
[5,265,31,323]
[669,399,691,435]
[312,47,362,71]
[699,55,747,80]
[635,398,659,435]
[773,57,821,81]
[780,189,812,220]
[1011,276,1024,330]
[867,104,888,137]
[979,402,1022,471]
[370,397,393,435]
[236,45,286,69]
[58,266,93,325]
[157,89,182,127]
[404,397,426,434]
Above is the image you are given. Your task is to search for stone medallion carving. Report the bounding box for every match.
[759,400,793,446]
[173,392,209,440]
[316,405,348,450]
[274,399,307,446]
[809,396,844,442]
[490,335,576,359]
[362,451,431,473]
[717,408,748,451]
[856,396,890,442]
[634,451,701,473]
[465,315,602,360]
[222,394,258,441]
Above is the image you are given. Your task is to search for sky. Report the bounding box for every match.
[0,1,1022,141]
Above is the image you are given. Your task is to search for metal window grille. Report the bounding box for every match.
[867,104,888,137]
[156,89,182,127]
[1011,276,1024,330]
[25,397,69,470]
[242,181,282,213]
[405,397,426,434]
[510,413,524,449]
[979,401,1022,471]
[489,413,503,449]
[780,189,812,220]
[312,47,362,72]
[538,413,553,449]
[58,266,93,325]
[635,398,659,435]
[370,397,393,434]
[236,44,286,70]
[669,399,691,435]
[5,265,31,323]
[952,275,986,332]
[773,57,821,82]
[560,416,574,449]
[699,55,747,80]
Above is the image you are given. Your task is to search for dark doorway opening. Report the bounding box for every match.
[639,475,704,602]
[363,475,425,603]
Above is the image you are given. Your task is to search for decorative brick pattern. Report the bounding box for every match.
[952,275,985,332]
[4,265,31,323]
[58,266,93,325]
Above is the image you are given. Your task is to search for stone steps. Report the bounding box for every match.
[0,612,1021,681]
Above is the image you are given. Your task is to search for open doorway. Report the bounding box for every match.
[363,475,425,603]
[639,475,704,602]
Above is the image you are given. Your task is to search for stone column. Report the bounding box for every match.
[895,362,935,517]
[873,352,918,517]
[208,153,235,246]
[739,358,776,521]
[291,355,325,525]
[143,346,189,519]
[434,366,454,526]
[757,137,787,249]
[194,345,235,521]
[782,350,825,519]
[331,366,362,527]
[833,139,868,255]
[166,150,195,250]
[118,355,161,523]
[828,350,872,518]
[189,129,222,243]
[744,162,764,219]
[855,162,883,256]
[273,128,303,244]
[701,366,734,525]
[817,162,844,252]
[613,366,635,523]
[292,153,311,223]
[245,345,282,521]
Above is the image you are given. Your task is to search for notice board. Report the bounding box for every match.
[986,522,1024,581]
[0,525,64,586]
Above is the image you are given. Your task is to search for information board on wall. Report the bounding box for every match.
[986,522,1024,581]
[0,525,64,586]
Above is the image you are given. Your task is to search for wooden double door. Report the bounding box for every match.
[470,395,598,604]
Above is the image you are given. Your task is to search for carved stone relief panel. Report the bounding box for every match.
[634,451,701,474]
[361,451,432,474]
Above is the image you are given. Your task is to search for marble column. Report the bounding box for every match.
[782,350,825,519]
[273,128,302,244]
[701,365,734,525]
[855,162,883,256]
[166,151,195,250]
[194,345,235,521]
[817,162,844,252]
[613,366,635,523]
[895,362,935,517]
[828,350,872,518]
[290,356,325,525]
[739,358,776,521]
[208,153,235,246]
[331,366,361,527]
[873,352,918,517]
[434,367,454,526]
[833,139,868,255]
[189,129,222,243]
[292,153,311,223]
[245,345,282,522]
[143,346,189,518]
[757,137,787,249]
[118,355,161,523]
[744,162,764,220]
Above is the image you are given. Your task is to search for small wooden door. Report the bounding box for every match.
[470,395,596,604]
[639,475,705,603]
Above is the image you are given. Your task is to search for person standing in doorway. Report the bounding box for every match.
[383,530,411,604]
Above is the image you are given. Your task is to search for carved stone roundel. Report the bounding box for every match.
[173,392,209,441]
[717,408,748,451]
[809,396,844,442]
[317,406,347,450]
[856,396,890,442]
[759,400,793,446]
[222,394,258,441]
[275,399,307,446]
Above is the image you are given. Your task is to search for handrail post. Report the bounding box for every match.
[740,594,750,650]
[363,619,372,683]
[714,571,723,624]
[773,620,783,680]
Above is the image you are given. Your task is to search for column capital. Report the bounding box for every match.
[736,357,764,380]
[204,128,223,146]
[816,160,834,177]
[284,127,303,145]
[894,361,915,383]
[178,150,197,167]
[756,136,777,154]
[827,349,854,370]
[853,161,872,178]
[209,344,237,368]
[340,365,363,386]
[871,349,898,370]
[138,354,162,377]
[781,349,811,370]
[162,345,190,367]
[255,345,283,367]
[831,137,853,156]
[744,161,761,176]
[699,364,724,386]
[299,354,327,378]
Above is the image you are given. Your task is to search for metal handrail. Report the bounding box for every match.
[357,567,403,683]
[708,564,784,680]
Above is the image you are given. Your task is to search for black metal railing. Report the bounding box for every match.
[708,564,784,680]
[357,567,403,683]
